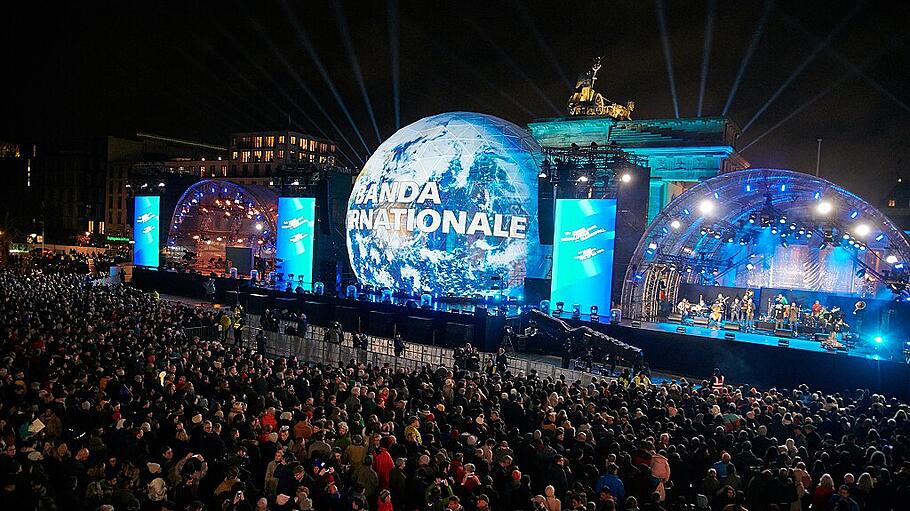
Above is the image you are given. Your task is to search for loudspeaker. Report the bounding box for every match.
[631,320,642,328]
[693,317,709,327]
[676,326,686,334]
[366,311,395,337]
[445,322,474,347]
[523,277,551,304]
[815,333,829,342]
[755,321,775,332]
[774,328,794,338]
[403,316,434,343]
[724,323,741,331]
[667,313,682,323]
[778,338,790,347]
[724,332,735,340]
[334,306,360,332]
[537,181,555,244]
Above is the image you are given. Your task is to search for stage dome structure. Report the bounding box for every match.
[166,179,278,274]
[621,168,910,321]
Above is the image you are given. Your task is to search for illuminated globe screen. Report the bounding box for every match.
[346,112,542,297]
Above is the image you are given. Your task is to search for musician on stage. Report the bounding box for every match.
[774,302,787,331]
[743,297,755,330]
[788,301,799,333]
[730,296,741,324]
[812,300,823,316]
[677,298,691,319]
[709,298,724,329]
[774,293,789,306]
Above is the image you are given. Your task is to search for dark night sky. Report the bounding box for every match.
[3,1,910,203]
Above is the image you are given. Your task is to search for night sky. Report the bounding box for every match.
[4,1,909,203]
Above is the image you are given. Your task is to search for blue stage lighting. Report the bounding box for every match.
[746,263,755,270]
[843,234,851,240]
[896,263,906,270]
[713,192,720,199]
[781,184,786,191]
[874,336,884,344]
[850,211,859,219]
[683,208,691,215]
[875,233,885,242]
[345,285,359,300]
[813,191,821,199]
[745,184,752,192]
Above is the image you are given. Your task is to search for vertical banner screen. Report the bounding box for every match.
[550,198,617,312]
[276,197,316,287]
[133,196,160,267]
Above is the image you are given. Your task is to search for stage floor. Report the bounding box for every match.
[637,320,896,362]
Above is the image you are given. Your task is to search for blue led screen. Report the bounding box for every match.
[133,196,160,267]
[276,197,316,286]
[550,198,617,312]
[345,112,544,296]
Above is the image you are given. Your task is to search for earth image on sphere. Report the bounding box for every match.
[346,112,542,297]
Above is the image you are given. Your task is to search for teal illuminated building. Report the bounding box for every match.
[527,115,749,222]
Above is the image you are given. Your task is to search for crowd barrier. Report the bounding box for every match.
[184,314,601,383]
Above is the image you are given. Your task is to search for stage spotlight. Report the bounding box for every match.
[670,219,681,229]
[572,303,581,319]
[685,266,693,273]
[590,305,600,323]
[554,301,565,317]
[577,175,589,183]
[781,240,789,248]
[874,336,884,344]
[843,233,851,240]
[855,224,871,237]
[887,255,898,264]
[779,217,787,224]
[620,173,632,183]
[850,210,859,219]
[699,199,715,214]
[875,233,886,242]
[856,268,866,278]
[345,284,358,300]
[255,223,263,231]
[538,171,547,178]
[816,201,833,214]
[746,263,755,270]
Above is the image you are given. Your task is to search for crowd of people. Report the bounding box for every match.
[1,264,910,511]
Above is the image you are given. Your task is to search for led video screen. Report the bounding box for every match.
[550,198,617,313]
[133,196,160,267]
[276,197,316,287]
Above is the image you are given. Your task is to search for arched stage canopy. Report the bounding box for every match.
[621,168,910,320]
[166,179,278,273]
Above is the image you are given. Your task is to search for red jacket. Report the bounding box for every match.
[373,448,395,489]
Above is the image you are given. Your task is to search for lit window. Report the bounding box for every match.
[277,149,285,159]
[309,140,317,152]
[254,136,262,148]
[265,136,275,147]
[264,150,274,162]
[278,135,285,144]
[220,165,227,176]
[240,151,250,163]
[300,138,307,149]
[232,151,238,159]
[330,145,336,152]
[888,199,897,207]
[320,142,327,153]
[290,136,297,146]
[253,150,262,162]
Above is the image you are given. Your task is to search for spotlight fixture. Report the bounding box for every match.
[255,223,263,231]
[554,301,565,317]
[620,173,632,183]
[746,263,755,270]
[886,255,898,264]
[590,305,600,323]
[670,219,681,229]
[577,175,589,183]
[699,199,715,214]
[816,201,833,214]
[854,224,871,237]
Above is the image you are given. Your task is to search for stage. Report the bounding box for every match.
[640,320,889,361]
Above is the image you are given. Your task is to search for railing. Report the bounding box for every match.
[233,314,602,383]
[183,325,221,342]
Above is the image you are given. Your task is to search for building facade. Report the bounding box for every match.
[527,116,749,222]
[228,130,337,187]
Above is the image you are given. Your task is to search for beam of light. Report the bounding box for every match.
[779,12,910,116]
[741,3,864,133]
[723,0,774,116]
[243,9,367,165]
[697,0,717,117]
[655,0,680,118]
[206,10,363,166]
[740,32,910,153]
[455,10,562,116]
[388,0,401,130]
[411,24,537,118]
[332,0,383,145]
[513,0,572,89]
[280,0,372,156]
